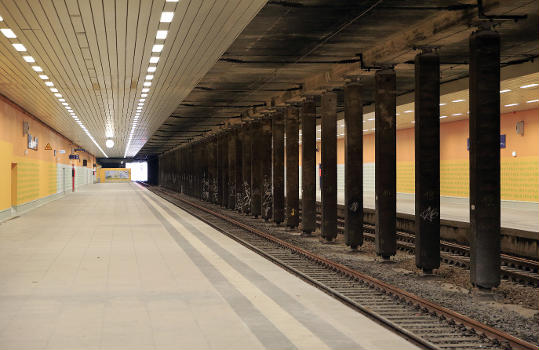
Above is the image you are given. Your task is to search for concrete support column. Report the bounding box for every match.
[301,97,316,235]
[321,92,337,241]
[241,125,252,213]
[272,110,285,224]
[285,106,300,228]
[469,29,501,289]
[234,130,243,211]
[375,69,397,259]
[217,134,223,205]
[344,82,364,249]
[251,122,263,217]
[221,132,229,207]
[414,51,441,272]
[261,119,273,220]
[228,131,237,209]
[210,138,219,203]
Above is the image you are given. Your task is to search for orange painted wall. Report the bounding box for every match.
[0,95,96,210]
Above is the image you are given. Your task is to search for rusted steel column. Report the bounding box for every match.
[415,51,441,273]
[469,29,501,289]
[250,122,263,217]
[261,118,273,220]
[301,97,316,235]
[375,69,397,259]
[228,131,237,209]
[221,132,229,207]
[241,125,252,213]
[344,82,364,249]
[272,109,285,224]
[321,92,337,241]
[285,106,300,228]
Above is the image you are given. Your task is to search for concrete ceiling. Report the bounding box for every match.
[0,0,266,158]
[137,0,538,158]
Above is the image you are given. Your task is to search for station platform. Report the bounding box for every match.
[0,183,418,350]
[314,192,539,232]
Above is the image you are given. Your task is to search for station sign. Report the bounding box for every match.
[44,143,52,150]
[74,148,86,152]
[69,154,80,160]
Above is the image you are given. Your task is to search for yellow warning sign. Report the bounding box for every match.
[44,143,52,150]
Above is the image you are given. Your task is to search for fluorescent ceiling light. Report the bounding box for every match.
[404,110,413,113]
[368,118,375,121]
[58,98,65,102]
[1,28,16,38]
[520,83,538,89]
[106,139,114,148]
[141,93,148,98]
[62,102,68,106]
[12,43,26,51]
[143,81,152,87]
[0,15,3,21]
[156,30,168,39]
[160,12,174,22]
[504,103,518,107]
[500,89,511,93]
[54,93,62,97]
[149,56,159,63]
[147,66,156,73]
[23,56,35,62]
[526,99,539,103]
[440,115,448,119]
[32,66,43,72]
[45,81,54,86]
[50,88,58,92]
[152,44,164,53]
[439,103,446,106]
[139,98,145,102]
[166,0,179,2]
[145,74,154,80]
[39,74,48,79]
[452,113,462,116]
[451,99,465,103]
[142,88,150,92]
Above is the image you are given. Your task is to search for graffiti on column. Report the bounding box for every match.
[211,178,219,203]
[262,175,273,220]
[202,176,210,201]
[242,182,251,212]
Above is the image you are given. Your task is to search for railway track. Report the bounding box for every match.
[310,212,539,287]
[144,184,538,350]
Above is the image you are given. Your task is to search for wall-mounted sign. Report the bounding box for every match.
[74,148,86,152]
[23,121,38,150]
[44,143,52,150]
[59,149,66,154]
[69,154,80,160]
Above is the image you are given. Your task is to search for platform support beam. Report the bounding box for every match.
[301,97,316,235]
[321,92,337,241]
[227,132,237,209]
[241,125,252,213]
[261,119,273,220]
[375,69,397,259]
[272,110,285,224]
[414,51,441,272]
[234,130,243,211]
[285,107,300,228]
[220,133,229,207]
[469,29,501,289]
[344,82,364,249]
[251,122,263,217]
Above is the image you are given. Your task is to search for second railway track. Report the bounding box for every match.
[144,184,538,350]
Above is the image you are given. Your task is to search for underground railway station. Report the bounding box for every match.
[0,1,538,349]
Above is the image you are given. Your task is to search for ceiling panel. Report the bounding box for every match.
[0,0,267,157]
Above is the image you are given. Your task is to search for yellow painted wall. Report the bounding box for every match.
[313,108,539,202]
[0,95,96,211]
[97,168,131,183]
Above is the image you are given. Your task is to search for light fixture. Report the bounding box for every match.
[520,83,538,89]
[439,102,446,106]
[452,113,463,116]
[143,81,152,87]
[139,98,145,102]
[142,88,150,92]
[1,28,16,38]
[147,66,156,73]
[500,89,511,93]
[368,118,375,121]
[160,12,174,22]
[50,88,58,92]
[12,43,26,51]
[145,74,154,80]
[526,99,539,103]
[504,103,518,107]
[106,139,114,148]
[32,66,43,72]
[149,56,159,63]
[23,56,35,62]
[141,93,148,97]
[59,98,65,102]
[451,99,465,103]
[440,115,448,119]
[54,93,62,97]
[39,75,48,79]
[45,81,54,86]
[156,30,168,39]
[152,44,164,53]
[404,110,413,113]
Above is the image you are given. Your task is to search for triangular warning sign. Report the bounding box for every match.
[44,143,52,150]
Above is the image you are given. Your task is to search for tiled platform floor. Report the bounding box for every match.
[0,183,419,349]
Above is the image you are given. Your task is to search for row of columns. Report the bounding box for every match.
[158,28,500,290]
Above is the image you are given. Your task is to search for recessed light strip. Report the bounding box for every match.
[124,3,178,157]
[1,15,108,158]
